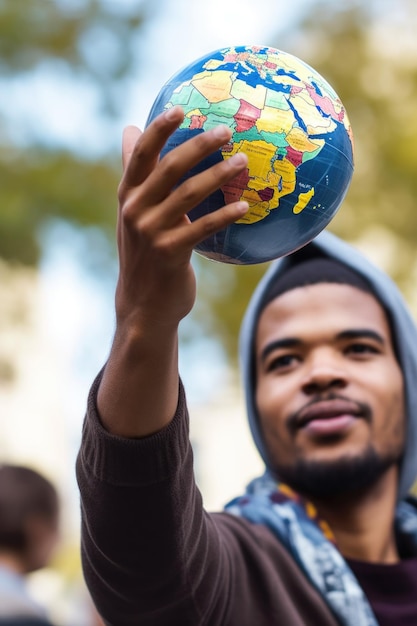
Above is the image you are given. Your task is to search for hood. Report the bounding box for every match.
[239,230,417,499]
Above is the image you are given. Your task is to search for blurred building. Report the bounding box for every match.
[0,261,71,478]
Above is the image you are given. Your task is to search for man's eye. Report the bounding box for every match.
[267,354,298,371]
[346,343,379,355]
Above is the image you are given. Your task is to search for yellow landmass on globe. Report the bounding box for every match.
[257,104,293,134]
[191,70,233,102]
[286,127,325,153]
[240,139,277,178]
[272,56,317,86]
[230,79,267,111]
[237,189,271,224]
[185,108,203,118]
[273,158,297,196]
[293,188,315,214]
[228,139,299,225]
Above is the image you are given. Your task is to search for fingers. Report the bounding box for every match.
[170,199,249,252]
[118,105,250,255]
[140,124,233,207]
[151,151,249,251]
[122,126,142,171]
[121,106,185,189]
[162,151,248,225]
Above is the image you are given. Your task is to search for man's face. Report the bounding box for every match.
[255,283,405,498]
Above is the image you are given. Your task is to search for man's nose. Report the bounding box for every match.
[301,351,348,395]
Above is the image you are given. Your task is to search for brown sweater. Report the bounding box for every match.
[76,374,343,626]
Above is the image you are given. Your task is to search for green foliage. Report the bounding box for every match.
[0,0,146,266]
[0,145,118,264]
[0,0,143,81]
[280,0,417,284]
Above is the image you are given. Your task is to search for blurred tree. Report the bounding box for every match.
[0,0,147,266]
[0,0,150,385]
[285,0,417,284]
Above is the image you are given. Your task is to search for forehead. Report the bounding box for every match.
[256,283,392,346]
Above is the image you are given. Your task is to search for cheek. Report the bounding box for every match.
[373,373,405,450]
[256,380,283,426]
[255,382,294,451]
[383,391,405,440]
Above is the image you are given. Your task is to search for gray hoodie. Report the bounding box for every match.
[239,230,417,500]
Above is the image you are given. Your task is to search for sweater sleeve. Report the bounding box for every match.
[76,370,231,626]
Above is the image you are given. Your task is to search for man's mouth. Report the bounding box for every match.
[294,399,364,437]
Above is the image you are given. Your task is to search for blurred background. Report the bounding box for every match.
[2,0,417,622]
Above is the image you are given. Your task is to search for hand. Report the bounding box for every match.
[115,105,249,330]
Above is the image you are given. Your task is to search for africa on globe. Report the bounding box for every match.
[146,45,354,264]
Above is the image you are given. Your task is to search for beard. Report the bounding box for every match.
[270,446,402,500]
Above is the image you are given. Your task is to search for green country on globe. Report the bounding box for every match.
[146,45,354,264]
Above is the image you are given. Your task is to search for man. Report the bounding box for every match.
[0,464,60,626]
[76,106,417,625]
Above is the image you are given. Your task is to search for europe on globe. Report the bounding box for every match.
[146,45,354,264]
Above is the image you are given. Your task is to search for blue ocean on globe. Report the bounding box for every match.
[146,45,354,264]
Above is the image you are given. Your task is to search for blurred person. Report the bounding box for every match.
[0,464,59,626]
[76,107,417,625]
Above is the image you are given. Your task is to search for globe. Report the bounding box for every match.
[146,45,354,264]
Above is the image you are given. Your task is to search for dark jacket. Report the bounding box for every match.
[77,374,340,626]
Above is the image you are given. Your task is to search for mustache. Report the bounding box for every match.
[286,393,372,433]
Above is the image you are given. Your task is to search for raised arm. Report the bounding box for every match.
[97,105,248,437]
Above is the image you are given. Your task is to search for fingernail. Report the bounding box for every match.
[165,105,183,120]
[236,201,249,213]
[230,152,248,165]
[213,125,232,140]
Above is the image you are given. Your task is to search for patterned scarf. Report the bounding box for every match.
[225,474,417,626]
